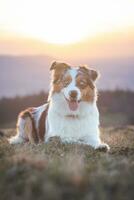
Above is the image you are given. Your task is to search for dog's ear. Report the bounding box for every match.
[90,69,100,81]
[50,61,70,71]
[50,61,57,71]
[79,65,100,81]
[79,65,89,73]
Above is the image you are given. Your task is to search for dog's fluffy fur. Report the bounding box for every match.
[9,62,110,151]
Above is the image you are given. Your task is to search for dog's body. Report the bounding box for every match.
[9,62,109,151]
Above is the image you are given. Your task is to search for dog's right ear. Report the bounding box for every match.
[50,61,70,71]
[50,61,57,71]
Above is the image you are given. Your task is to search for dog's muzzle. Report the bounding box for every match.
[66,90,80,111]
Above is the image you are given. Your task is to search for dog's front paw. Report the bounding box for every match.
[8,136,24,144]
[95,143,110,152]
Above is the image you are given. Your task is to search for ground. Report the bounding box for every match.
[0,127,134,200]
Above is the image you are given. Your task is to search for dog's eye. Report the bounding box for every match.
[78,81,87,88]
[63,80,70,87]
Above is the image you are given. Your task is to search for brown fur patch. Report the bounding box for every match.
[50,61,70,71]
[62,74,72,87]
[81,86,95,102]
[79,65,99,81]
[18,108,39,143]
[38,107,48,142]
[51,62,71,94]
[24,117,34,143]
[76,75,96,102]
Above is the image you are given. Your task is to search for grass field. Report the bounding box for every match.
[0,127,134,200]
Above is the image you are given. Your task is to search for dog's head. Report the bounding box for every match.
[49,61,100,112]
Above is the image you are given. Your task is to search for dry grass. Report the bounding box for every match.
[0,126,134,200]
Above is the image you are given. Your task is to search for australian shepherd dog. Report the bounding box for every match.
[9,62,110,151]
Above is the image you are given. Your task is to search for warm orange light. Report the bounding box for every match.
[0,0,134,44]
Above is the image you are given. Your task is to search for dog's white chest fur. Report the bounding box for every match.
[45,94,101,147]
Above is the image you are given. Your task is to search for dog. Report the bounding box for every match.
[9,61,110,151]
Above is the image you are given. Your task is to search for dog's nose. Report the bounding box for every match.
[69,90,78,99]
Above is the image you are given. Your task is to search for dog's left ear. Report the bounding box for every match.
[90,69,100,81]
[79,65,100,81]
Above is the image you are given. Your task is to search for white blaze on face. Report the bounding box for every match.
[62,68,81,111]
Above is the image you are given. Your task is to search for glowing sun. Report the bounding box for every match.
[0,0,133,44]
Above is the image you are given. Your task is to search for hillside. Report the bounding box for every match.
[0,55,134,97]
[0,55,52,97]
[0,126,134,200]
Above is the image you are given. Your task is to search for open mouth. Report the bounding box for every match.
[65,97,80,111]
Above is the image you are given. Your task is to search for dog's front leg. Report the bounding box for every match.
[87,133,110,152]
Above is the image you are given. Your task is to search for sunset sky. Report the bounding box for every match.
[0,0,134,96]
[0,0,134,59]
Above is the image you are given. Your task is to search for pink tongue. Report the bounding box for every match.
[68,101,78,111]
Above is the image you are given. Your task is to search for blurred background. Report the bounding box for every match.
[0,0,134,128]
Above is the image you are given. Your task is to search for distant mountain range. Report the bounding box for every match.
[0,55,133,98]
